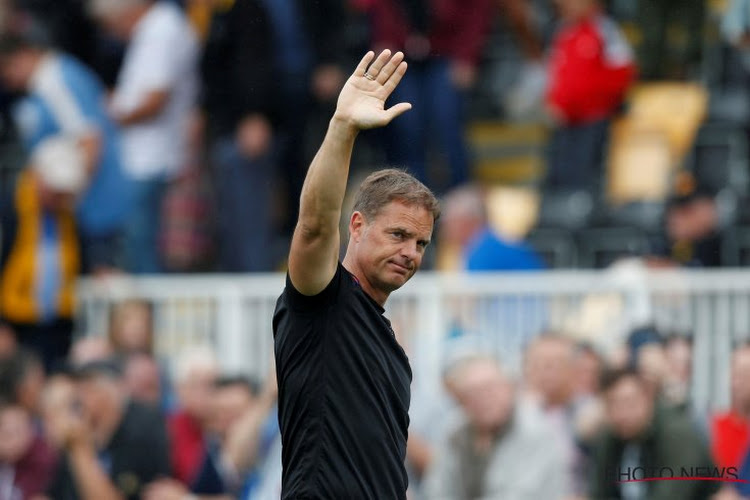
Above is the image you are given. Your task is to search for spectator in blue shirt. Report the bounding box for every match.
[440,184,545,271]
[0,33,133,274]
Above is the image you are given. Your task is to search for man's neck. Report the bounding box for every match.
[341,256,389,307]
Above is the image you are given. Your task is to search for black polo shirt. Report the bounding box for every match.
[273,262,412,499]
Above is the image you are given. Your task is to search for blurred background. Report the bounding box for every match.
[2,0,750,498]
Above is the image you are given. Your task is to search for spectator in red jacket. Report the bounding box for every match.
[545,0,635,192]
[359,0,493,192]
[168,347,219,485]
[711,344,750,470]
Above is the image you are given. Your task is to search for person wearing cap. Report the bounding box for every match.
[0,136,85,371]
[42,358,170,500]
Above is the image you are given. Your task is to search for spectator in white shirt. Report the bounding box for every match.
[89,0,199,273]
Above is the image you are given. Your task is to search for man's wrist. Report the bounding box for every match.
[330,113,360,139]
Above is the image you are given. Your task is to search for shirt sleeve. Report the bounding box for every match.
[34,61,94,136]
[282,263,344,312]
[133,12,195,92]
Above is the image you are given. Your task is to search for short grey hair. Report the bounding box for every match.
[352,168,440,223]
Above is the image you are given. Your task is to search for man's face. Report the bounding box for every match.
[77,377,113,425]
[212,385,254,437]
[17,361,45,414]
[178,367,218,423]
[525,339,575,407]
[123,355,161,405]
[350,201,433,294]
[0,406,34,464]
[605,377,654,440]
[453,362,515,433]
[553,0,595,21]
[574,350,602,396]
[0,51,34,91]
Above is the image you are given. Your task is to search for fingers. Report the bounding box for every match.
[377,51,405,84]
[354,51,375,77]
[364,49,392,80]
[382,61,408,95]
[384,102,412,122]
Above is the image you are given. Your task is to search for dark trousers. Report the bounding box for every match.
[11,318,73,373]
[638,0,705,79]
[384,58,470,192]
[546,119,610,192]
[213,138,277,272]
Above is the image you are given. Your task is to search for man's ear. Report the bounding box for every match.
[349,211,366,242]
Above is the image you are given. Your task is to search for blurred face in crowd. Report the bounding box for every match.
[667,197,718,242]
[635,343,668,395]
[40,375,78,449]
[525,337,575,407]
[88,0,144,41]
[16,356,45,415]
[123,353,161,406]
[731,347,750,413]
[450,359,515,433]
[76,374,125,432]
[574,347,602,397]
[110,301,154,354]
[553,0,597,21]
[212,383,255,438]
[0,324,17,358]
[664,337,692,384]
[439,189,484,249]
[0,48,36,91]
[605,375,654,440]
[348,201,433,297]
[177,364,218,424]
[0,406,34,464]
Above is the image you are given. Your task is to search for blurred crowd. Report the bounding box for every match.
[0,299,283,500]
[4,300,750,499]
[0,0,748,281]
[2,0,750,498]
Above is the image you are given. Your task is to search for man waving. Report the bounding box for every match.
[273,50,440,499]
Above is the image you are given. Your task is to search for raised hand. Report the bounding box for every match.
[333,50,411,130]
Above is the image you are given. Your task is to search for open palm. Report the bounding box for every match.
[335,50,411,130]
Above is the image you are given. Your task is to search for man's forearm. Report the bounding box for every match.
[114,90,169,126]
[297,116,357,236]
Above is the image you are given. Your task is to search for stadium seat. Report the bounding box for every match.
[526,227,578,268]
[577,226,652,268]
[626,82,709,162]
[687,122,749,195]
[536,189,594,231]
[721,225,750,266]
[606,126,674,204]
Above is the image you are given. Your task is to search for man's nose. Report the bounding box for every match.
[401,242,419,262]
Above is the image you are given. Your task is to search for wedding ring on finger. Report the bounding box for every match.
[364,72,376,81]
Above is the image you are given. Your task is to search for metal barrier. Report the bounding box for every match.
[76,261,750,414]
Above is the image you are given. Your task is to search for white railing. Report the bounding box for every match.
[76,261,750,414]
